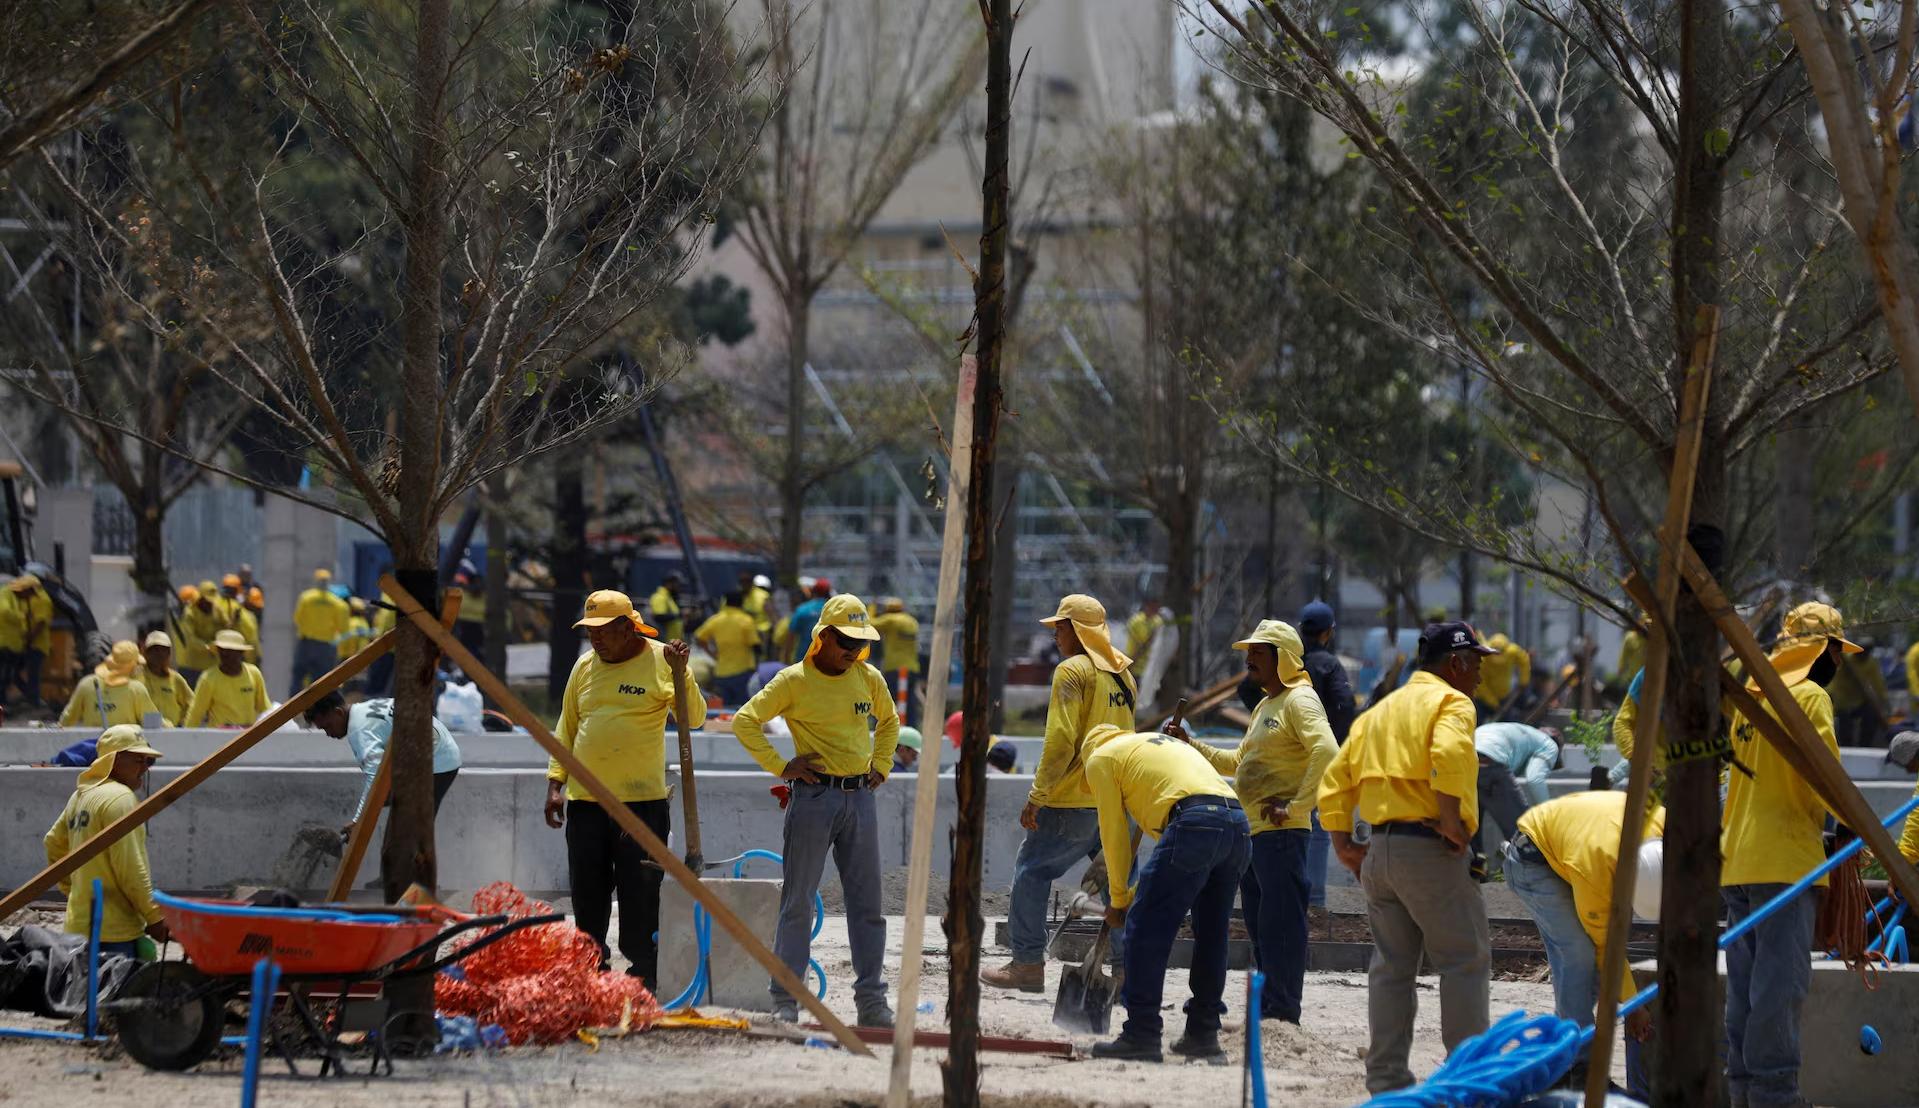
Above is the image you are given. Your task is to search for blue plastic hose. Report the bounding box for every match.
[1246,970,1269,1108]
[240,958,280,1108]
[153,889,403,924]
[663,848,827,1011]
[85,878,101,1041]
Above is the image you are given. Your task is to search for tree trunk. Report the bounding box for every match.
[130,483,170,636]
[777,288,810,587]
[484,473,509,691]
[943,0,1010,1097]
[549,455,587,701]
[984,454,1019,731]
[1657,0,1728,1101]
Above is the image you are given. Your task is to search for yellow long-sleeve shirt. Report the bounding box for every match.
[60,676,163,728]
[292,587,349,643]
[1192,685,1337,834]
[1085,727,1236,908]
[1899,778,1919,865]
[1612,694,1666,771]
[693,606,759,679]
[44,780,163,942]
[1723,677,1838,887]
[0,589,25,651]
[337,615,372,659]
[1517,791,1666,1004]
[870,612,921,675]
[1616,631,1646,687]
[743,585,773,635]
[20,588,52,651]
[547,644,706,802]
[1906,642,1919,705]
[135,666,193,726]
[1029,654,1138,810]
[649,587,684,643]
[185,664,270,727]
[732,659,899,779]
[1476,642,1530,706]
[1318,670,1481,836]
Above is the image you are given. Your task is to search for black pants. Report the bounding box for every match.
[565,798,670,984]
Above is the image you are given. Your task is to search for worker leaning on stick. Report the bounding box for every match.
[982,593,1137,994]
[43,725,171,958]
[1318,619,1493,1096]
[733,593,899,1029]
[545,589,702,988]
[1083,723,1250,1063]
[1172,619,1336,1028]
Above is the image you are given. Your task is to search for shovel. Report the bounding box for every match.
[1052,917,1118,1034]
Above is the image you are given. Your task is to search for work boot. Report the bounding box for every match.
[1168,1031,1224,1060]
[1091,1033,1163,1063]
[771,1002,798,1024]
[857,1001,896,1029]
[980,960,1044,993]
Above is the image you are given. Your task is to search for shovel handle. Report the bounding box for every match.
[672,666,702,871]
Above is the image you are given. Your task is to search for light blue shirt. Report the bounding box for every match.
[1474,722,1558,805]
[345,698,463,822]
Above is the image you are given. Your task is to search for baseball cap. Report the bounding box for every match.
[313,568,333,582]
[811,578,833,598]
[1039,594,1133,676]
[1886,730,1919,773]
[1232,619,1310,689]
[573,590,658,634]
[1419,621,1500,663]
[987,741,1018,772]
[143,630,172,649]
[817,594,881,640]
[1296,601,1335,636]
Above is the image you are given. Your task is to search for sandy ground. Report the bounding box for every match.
[0,908,1612,1108]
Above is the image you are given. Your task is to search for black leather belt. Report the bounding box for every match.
[816,773,870,791]
[1168,794,1242,822]
[1374,821,1442,840]
[1507,830,1548,866]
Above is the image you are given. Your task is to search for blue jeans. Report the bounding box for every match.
[1008,806,1114,964]
[1241,829,1310,1021]
[1502,842,1596,1025]
[1306,810,1329,908]
[290,638,336,698]
[1725,883,1814,1107]
[1118,799,1251,1041]
[713,671,751,705]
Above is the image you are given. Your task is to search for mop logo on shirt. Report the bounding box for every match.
[853,700,872,715]
[619,683,647,696]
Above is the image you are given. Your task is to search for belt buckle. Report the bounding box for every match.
[838,775,863,792]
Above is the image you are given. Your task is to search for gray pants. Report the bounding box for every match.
[1360,828,1491,1094]
[771,781,887,1009]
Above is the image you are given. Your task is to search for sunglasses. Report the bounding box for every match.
[823,628,862,651]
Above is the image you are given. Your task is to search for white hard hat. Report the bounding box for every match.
[1632,840,1663,921]
[753,574,772,589]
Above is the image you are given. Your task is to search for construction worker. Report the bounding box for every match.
[869,597,921,724]
[1083,723,1250,1061]
[3,574,51,707]
[60,640,164,728]
[1829,638,1889,747]
[338,597,373,660]
[220,572,244,608]
[185,629,270,727]
[780,578,832,663]
[1296,600,1357,910]
[1615,618,1647,691]
[648,573,685,644]
[290,568,350,696]
[1125,600,1165,679]
[305,690,463,834]
[135,631,193,727]
[173,584,217,683]
[1889,731,1919,864]
[1473,632,1529,720]
[982,594,1138,993]
[1471,722,1561,877]
[236,564,264,619]
[1503,790,1659,1041]
[892,726,924,773]
[739,571,774,648]
[1721,601,1852,1108]
[733,593,898,1028]
[694,590,759,704]
[1319,620,1494,1095]
[0,576,29,707]
[545,590,702,985]
[1177,619,1337,1026]
[43,725,170,957]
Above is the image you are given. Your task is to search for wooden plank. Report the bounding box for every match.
[0,630,400,922]
[1587,305,1715,1108]
[1144,672,1242,731]
[325,591,463,901]
[671,665,703,870]
[887,355,976,1107]
[1675,547,1919,910]
[813,1022,1074,1059]
[379,575,873,1058]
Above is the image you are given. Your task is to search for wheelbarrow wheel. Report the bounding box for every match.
[119,963,226,1071]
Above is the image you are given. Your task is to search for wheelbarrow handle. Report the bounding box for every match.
[390,912,568,979]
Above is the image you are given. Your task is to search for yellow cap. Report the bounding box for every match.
[314,568,333,582]
[8,574,38,591]
[1779,601,1862,654]
[78,724,164,789]
[817,594,881,641]
[212,629,253,653]
[883,597,905,612]
[1232,619,1310,689]
[573,589,658,634]
[144,630,173,649]
[95,640,141,688]
[1039,594,1134,676]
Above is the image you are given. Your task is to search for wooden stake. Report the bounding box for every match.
[378,575,872,1058]
[0,631,400,922]
[1674,548,1919,909]
[326,591,464,902]
[672,665,703,871]
[886,356,976,1108]
[1586,306,1715,1108]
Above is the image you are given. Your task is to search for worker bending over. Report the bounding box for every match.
[43,726,170,957]
[306,691,463,834]
[1503,790,1659,1045]
[1721,602,1850,1108]
[1176,619,1335,1026]
[1471,721,1561,876]
[135,631,192,727]
[545,590,702,986]
[734,594,898,1028]
[1084,724,1250,1062]
[1319,620,1493,1095]
[61,640,163,728]
[984,594,1137,993]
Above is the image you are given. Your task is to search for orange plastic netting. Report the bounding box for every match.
[434,882,663,1045]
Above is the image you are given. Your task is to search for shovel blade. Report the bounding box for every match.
[1051,965,1115,1035]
